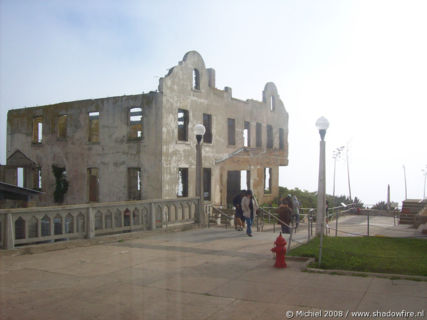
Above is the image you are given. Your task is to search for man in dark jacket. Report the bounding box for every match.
[277,199,292,234]
[233,190,245,231]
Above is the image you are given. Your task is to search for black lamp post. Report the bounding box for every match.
[194,124,206,225]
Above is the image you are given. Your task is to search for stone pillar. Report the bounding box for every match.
[5,213,14,249]
[207,68,216,88]
[150,202,156,230]
[87,207,95,239]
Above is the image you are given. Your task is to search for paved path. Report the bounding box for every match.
[1,224,426,319]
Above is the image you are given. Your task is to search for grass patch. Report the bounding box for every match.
[288,236,427,277]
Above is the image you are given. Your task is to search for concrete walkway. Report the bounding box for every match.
[1,226,426,320]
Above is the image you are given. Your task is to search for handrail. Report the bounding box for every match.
[211,206,234,228]
[257,207,291,228]
[211,206,234,220]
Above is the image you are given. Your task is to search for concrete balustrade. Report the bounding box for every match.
[0,197,200,249]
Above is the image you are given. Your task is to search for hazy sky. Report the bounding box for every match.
[1,0,426,206]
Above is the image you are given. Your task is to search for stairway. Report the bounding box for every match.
[400,199,427,225]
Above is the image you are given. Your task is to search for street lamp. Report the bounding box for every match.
[194,124,206,225]
[316,116,329,266]
[315,117,329,237]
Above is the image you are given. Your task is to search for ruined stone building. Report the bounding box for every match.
[2,51,289,208]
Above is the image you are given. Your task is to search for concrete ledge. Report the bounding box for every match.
[0,222,198,257]
[291,256,427,281]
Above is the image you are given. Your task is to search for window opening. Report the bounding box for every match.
[128,168,142,200]
[41,215,50,236]
[203,168,211,201]
[270,96,275,111]
[264,168,272,194]
[87,168,99,202]
[129,107,143,140]
[243,121,250,147]
[17,167,24,188]
[193,69,200,90]
[15,217,25,239]
[279,128,285,150]
[256,123,262,147]
[32,117,43,143]
[267,125,273,149]
[178,109,189,141]
[203,113,212,143]
[228,118,235,146]
[57,115,68,138]
[88,112,99,143]
[177,168,188,197]
[240,170,251,190]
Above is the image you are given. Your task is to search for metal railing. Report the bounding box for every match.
[209,206,234,229]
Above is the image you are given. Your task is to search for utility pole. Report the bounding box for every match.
[387,184,391,212]
[403,165,407,200]
[332,146,345,204]
[346,145,352,201]
[422,165,427,200]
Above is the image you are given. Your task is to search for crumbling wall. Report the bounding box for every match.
[159,51,289,205]
[6,93,162,205]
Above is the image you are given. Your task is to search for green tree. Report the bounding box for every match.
[276,186,363,209]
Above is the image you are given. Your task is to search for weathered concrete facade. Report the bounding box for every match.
[3,51,288,207]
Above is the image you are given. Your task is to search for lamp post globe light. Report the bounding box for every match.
[315,116,329,237]
[194,124,206,225]
[194,124,206,143]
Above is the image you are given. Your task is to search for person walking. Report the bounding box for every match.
[277,198,292,234]
[292,195,300,229]
[233,190,245,231]
[285,194,294,210]
[242,190,257,237]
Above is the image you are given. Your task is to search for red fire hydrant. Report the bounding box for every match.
[271,232,287,268]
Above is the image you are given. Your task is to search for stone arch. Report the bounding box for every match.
[54,214,63,235]
[65,213,74,234]
[77,212,85,233]
[15,217,25,240]
[41,215,51,236]
[262,82,281,112]
[124,208,131,227]
[114,209,122,228]
[183,51,206,70]
[156,205,163,228]
[95,210,103,230]
[133,208,140,225]
[105,210,113,229]
[29,216,38,238]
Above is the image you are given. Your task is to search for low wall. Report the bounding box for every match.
[0,198,202,249]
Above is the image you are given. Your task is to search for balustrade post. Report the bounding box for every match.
[150,202,156,230]
[87,207,95,239]
[5,213,14,249]
[50,214,54,237]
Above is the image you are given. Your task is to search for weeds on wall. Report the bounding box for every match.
[52,165,69,203]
